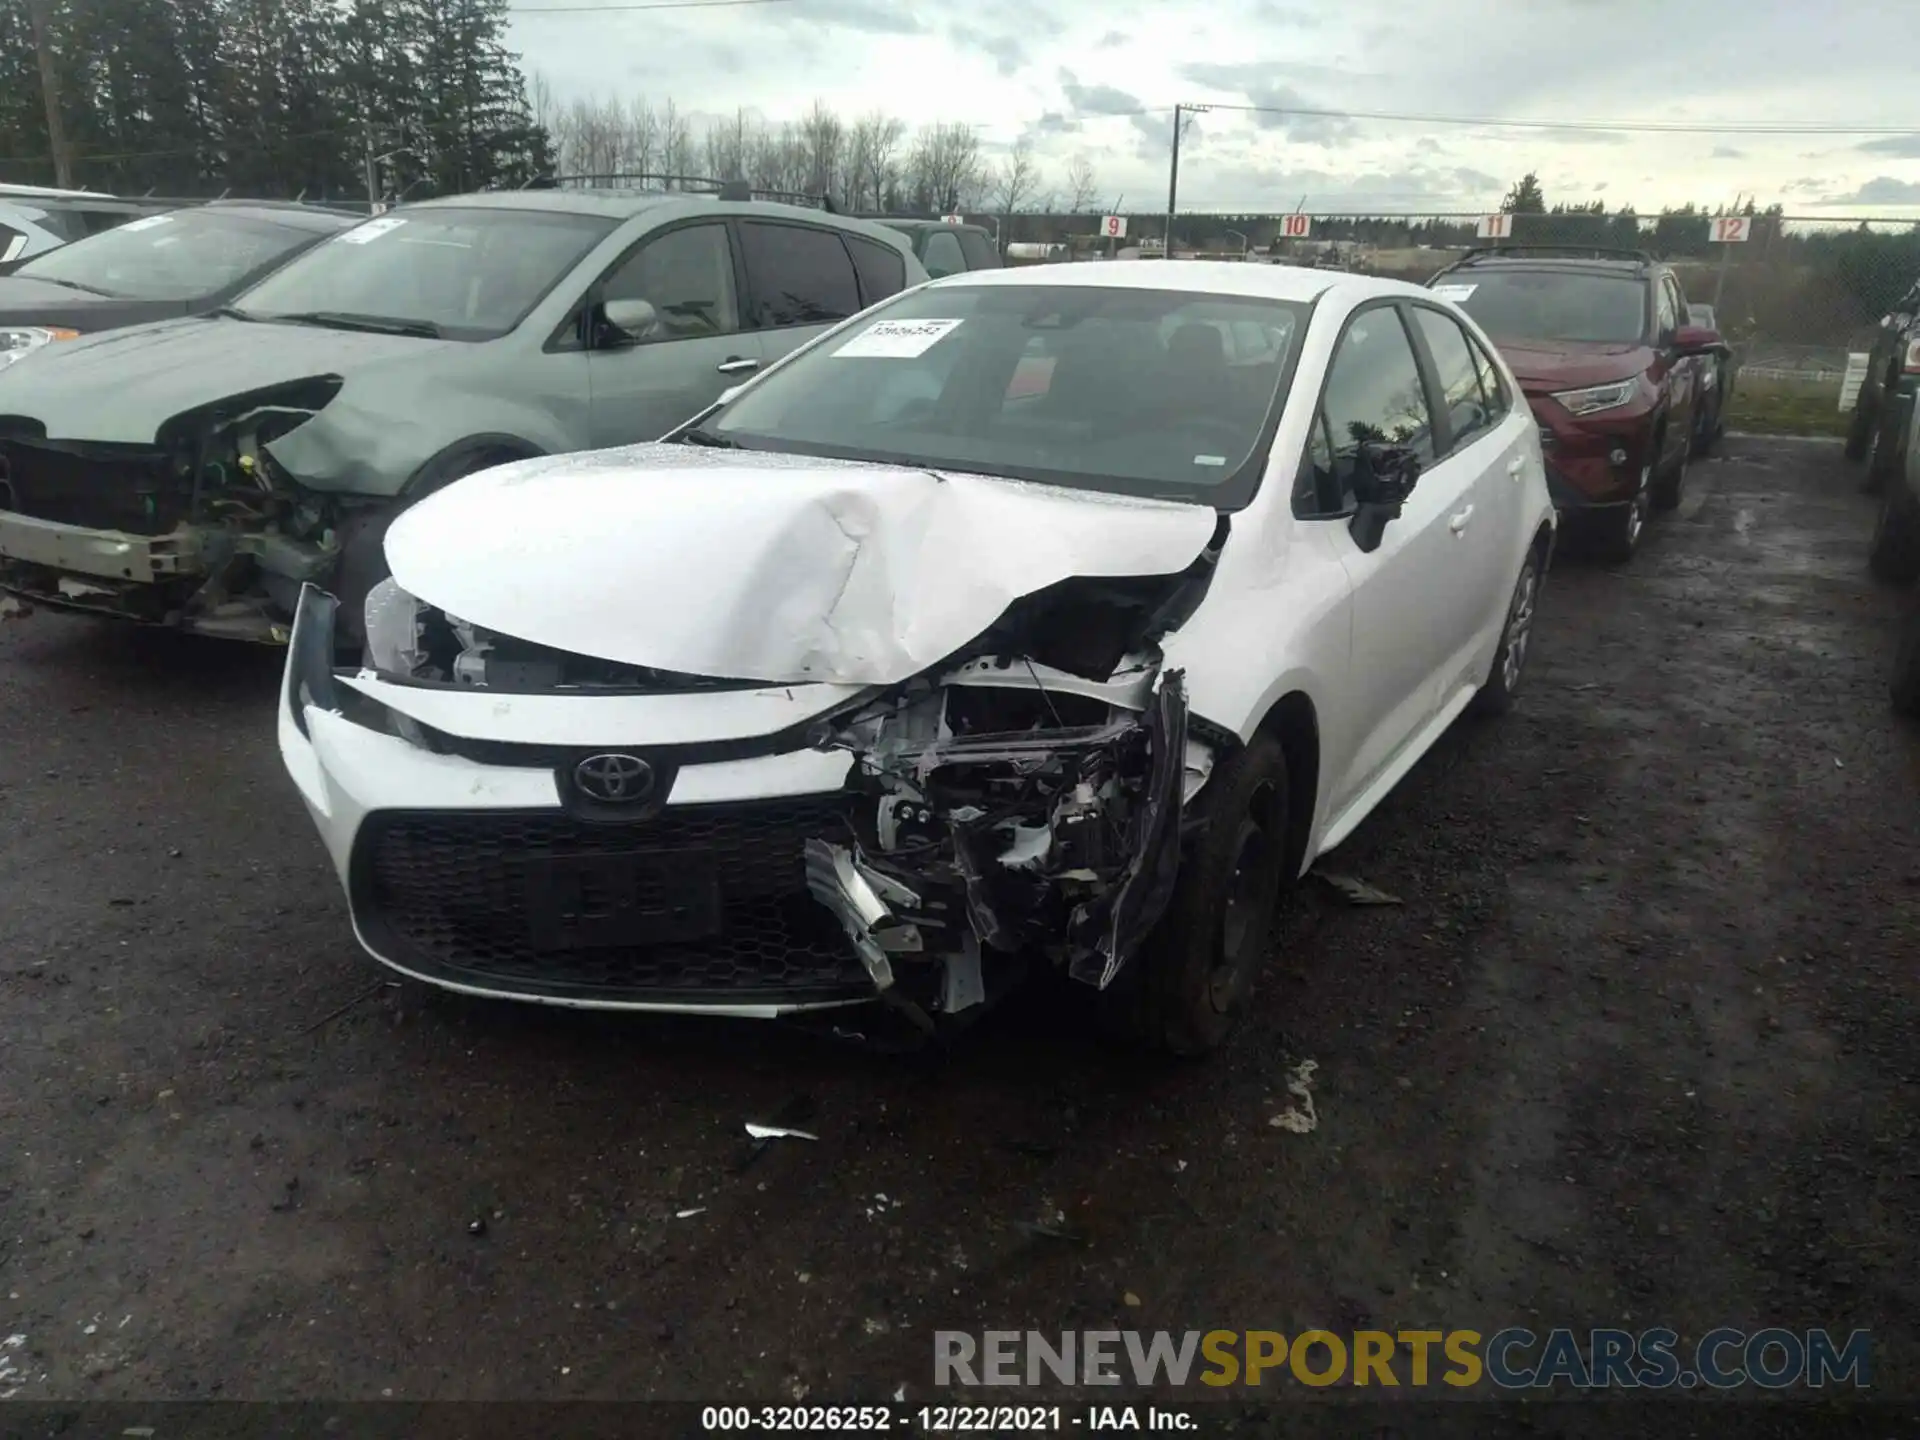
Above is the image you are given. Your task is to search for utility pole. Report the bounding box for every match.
[1163,103,1208,260]
[25,0,74,188]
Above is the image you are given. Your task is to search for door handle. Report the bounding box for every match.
[1449,505,1475,534]
[716,357,759,376]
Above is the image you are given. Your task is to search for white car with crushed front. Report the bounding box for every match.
[279,261,1556,1053]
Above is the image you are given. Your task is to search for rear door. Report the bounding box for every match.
[737,219,866,366]
[1406,302,1530,702]
[583,219,764,445]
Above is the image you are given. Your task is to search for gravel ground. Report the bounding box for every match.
[1,436,1915,1412]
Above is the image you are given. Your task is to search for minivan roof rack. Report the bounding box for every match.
[519,172,832,210]
[1451,243,1654,266]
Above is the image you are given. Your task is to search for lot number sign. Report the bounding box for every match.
[1710,216,1752,244]
[1280,214,1312,238]
[1476,214,1513,240]
[1102,215,1128,238]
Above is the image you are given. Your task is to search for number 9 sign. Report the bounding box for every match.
[1101,215,1128,238]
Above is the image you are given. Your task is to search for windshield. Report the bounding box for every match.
[707,283,1309,504]
[1437,269,1649,346]
[235,207,616,341]
[16,208,323,301]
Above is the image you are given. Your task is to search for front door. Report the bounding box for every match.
[585,220,764,446]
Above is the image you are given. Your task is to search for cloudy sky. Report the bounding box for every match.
[509,0,1920,217]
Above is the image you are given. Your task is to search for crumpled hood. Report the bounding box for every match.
[385,445,1220,688]
[0,313,453,442]
[1492,337,1651,393]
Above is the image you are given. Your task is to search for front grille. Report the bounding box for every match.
[0,440,190,535]
[350,800,874,1002]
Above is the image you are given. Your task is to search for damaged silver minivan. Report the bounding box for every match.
[281,263,1557,1052]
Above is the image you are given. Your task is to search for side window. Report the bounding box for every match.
[739,221,860,330]
[1411,306,1496,454]
[1466,333,1511,421]
[845,234,907,305]
[1303,308,1434,516]
[956,229,999,270]
[598,222,738,342]
[921,230,966,279]
[1655,276,1678,338]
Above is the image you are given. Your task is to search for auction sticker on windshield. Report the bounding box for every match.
[338,217,409,246]
[834,318,964,358]
[1432,283,1477,300]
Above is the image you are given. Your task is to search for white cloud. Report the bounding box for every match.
[510,0,1920,213]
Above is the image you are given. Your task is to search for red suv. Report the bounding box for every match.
[1428,247,1725,561]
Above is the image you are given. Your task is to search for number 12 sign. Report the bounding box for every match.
[1710,216,1751,244]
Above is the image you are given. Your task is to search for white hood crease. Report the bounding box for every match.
[384,445,1220,688]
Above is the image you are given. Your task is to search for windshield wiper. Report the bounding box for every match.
[270,311,442,339]
[676,427,740,449]
[34,277,115,297]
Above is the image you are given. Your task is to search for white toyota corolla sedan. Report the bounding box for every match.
[279,261,1555,1053]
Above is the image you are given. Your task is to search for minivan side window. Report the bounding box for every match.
[845,234,908,306]
[1299,307,1434,517]
[922,229,966,279]
[739,222,861,330]
[1411,305,1497,454]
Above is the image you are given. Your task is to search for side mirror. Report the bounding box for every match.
[1673,323,1727,357]
[1347,442,1422,554]
[600,297,657,345]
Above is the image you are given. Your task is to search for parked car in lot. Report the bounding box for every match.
[278,262,1556,1053]
[0,184,181,270]
[1429,246,1724,561]
[1682,302,1736,452]
[1891,398,1920,717]
[1845,276,1920,494]
[0,188,923,645]
[0,202,357,372]
[870,217,1002,278]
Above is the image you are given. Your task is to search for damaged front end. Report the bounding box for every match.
[805,662,1197,1028]
[0,378,354,640]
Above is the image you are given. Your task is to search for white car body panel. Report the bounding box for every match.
[385,447,1218,688]
[280,261,1557,1014]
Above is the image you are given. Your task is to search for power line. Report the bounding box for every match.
[510,0,797,13]
[1197,100,1920,137]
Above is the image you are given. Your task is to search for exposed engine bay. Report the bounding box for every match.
[346,526,1227,1029]
[0,378,360,640]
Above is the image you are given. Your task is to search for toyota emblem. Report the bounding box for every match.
[573,753,654,803]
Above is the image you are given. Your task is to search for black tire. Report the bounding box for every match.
[1844,394,1875,462]
[1471,546,1543,718]
[1868,483,1920,586]
[1893,597,1920,717]
[333,448,523,656]
[1098,731,1292,1056]
[1651,422,1691,512]
[1863,403,1899,496]
[1599,462,1652,563]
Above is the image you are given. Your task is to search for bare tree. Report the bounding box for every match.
[849,110,905,211]
[987,135,1041,215]
[658,98,693,183]
[704,106,758,180]
[1065,153,1098,213]
[797,98,844,200]
[624,97,657,177]
[908,121,982,214]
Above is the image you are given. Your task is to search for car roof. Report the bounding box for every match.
[923,259,1419,305]
[1439,253,1654,279]
[197,202,363,232]
[877,218,988,234]
[0,182,115,200]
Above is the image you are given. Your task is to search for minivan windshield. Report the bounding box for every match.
[705,283,1308,504]
[17,208,319,300]
[235,207,616,342]
[1437,268,1649,346]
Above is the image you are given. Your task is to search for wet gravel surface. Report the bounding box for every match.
[1,436,1916,1410]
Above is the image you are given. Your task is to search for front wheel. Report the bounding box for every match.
[1599,464,1652,563]
[1845,395,1876,462]
[1892,596,1920,717]
[1652,424,1691,512]
[1868,483,1920,586]
[1099,731,1292,1056]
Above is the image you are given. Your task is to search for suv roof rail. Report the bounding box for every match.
[519,172,833,210]
[1447,243,1655,267]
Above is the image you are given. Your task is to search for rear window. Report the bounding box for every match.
[1435,268,1649,347]
[845,234,908,305]
[957,229,1000,270]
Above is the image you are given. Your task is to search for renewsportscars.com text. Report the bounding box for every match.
[934,1328,1871,1391]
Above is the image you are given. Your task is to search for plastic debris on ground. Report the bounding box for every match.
[1315,870,1404,906]
[1268,1058,1320,1134]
